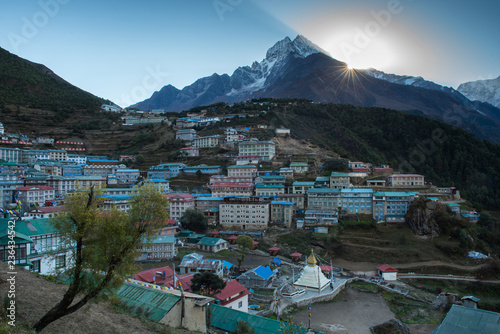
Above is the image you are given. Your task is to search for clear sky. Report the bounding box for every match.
[1,0,499,107]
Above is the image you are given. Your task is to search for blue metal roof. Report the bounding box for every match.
[254,266,273,280]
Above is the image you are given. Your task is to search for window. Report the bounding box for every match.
[55,255,66,269]
[238,301,243,308]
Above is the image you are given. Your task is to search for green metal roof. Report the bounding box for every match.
[210,304,304,334]
[292,181,315,186]
[330,172,350,177]
[290,162,308,167]
[0,218,56,245]
[116,284,180,322]
[227,165,257,169]
[255,184,284,188]
[197,237,225,246]
[431,305,500,334]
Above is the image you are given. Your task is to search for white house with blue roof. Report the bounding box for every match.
[238,265,274,288]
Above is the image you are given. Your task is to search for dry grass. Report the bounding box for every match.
[0,261,193,334]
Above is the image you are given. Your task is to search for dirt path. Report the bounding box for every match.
[332,258,484,272]
[341,241,400,252]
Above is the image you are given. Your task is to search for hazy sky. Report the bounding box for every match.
[1,0,499,107]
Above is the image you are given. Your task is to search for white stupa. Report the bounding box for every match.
[293,249,330,292]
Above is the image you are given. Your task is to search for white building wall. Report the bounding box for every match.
[224,294,249,313]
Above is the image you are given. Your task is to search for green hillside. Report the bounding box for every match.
[0,47,104,111]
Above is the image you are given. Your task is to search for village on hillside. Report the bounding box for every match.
[0,107,493,333]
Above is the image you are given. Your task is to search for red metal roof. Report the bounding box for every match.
[268,246,280,251]
[211,183,253,188]
[133,266,174,285]
[30,206,64,213]
[290,252,302,257]
[319,265,331,271]
[377,264,398,272]
[17,186,55,191]
[228,236,238,240]
[216,280,250,304]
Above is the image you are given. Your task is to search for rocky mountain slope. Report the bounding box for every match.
[458,75,500,109]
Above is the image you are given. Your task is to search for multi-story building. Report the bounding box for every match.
[0,173,23,208]
[270,200,295,228]
[182,165,222,175]
[304,210,339,225]
[62,164,84,176]
[82,164,120,177]
[292,181,315,194]
[34,160,63,176]
[144,179,171,194]
[289,162,309,174]
[17,186,56,212]
[276,193,305,211]
[340,188,373,215]
[210,176,253,185]
[0,147,23,164]
[315,176,330,188]
[73,175,107,189]
[192,135,220,149]
[254,184,285,197]
[115,169,140,184]
[233,155,259,165]
[307,188,342,211]
[48,149,68,161]
[165,194,196,221]
[102,194,131,211]
[372,192,416,222]
[176,129,197,141]
[196,196,225,213]
[0,218,74,274]
[219,197,270,231]
[329,172,351,189]
[46,176,77,197]
[180,147,199,157]
[227,165,257,178]
[238,140,276,161]
[388,174,425,187]
[254,175,286,186]
[138,235,177,260]
[211,183,253,197]
[225,127,245,144]
[67,154,87,164]
[147,163,186,179]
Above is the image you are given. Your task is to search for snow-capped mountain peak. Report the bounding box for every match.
[265,35,327,61]
[457,76,500,109]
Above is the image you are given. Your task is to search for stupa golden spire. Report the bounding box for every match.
[307,248,317,267]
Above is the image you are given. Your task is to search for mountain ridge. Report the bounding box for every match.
[131,35,500,143]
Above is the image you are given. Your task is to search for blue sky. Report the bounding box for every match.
[1,0,499,106]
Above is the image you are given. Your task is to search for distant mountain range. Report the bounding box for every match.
[131,35,500,143]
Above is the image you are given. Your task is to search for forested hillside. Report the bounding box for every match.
[262,101,500,208]
[0,47,104,111]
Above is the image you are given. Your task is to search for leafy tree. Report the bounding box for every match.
[179,208,208,233]
[190,272,226,296]
[235,235,254,269]
[322,158,349,172]
[33,185,169,332]
[232,320,255,334]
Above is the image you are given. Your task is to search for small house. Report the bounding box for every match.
[377,264,398,281]
[196,237,228,253]
[215,280,251,313]
[238,265,274,288]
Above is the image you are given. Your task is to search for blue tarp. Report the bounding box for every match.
[271,257,282,266]
[255,266,274,279]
